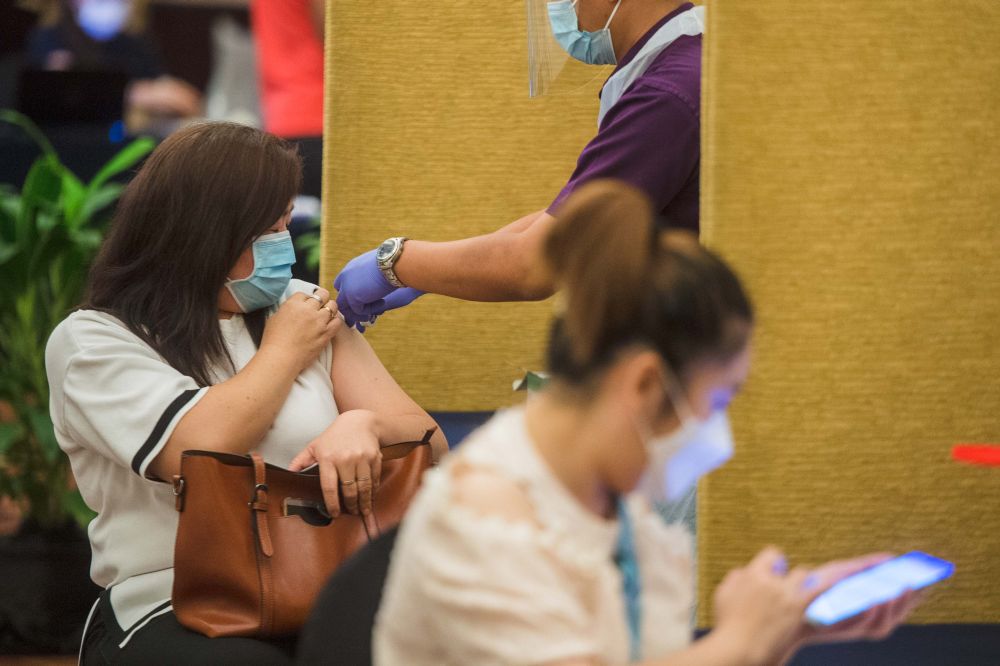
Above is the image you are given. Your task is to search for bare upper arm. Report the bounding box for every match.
[328,323,447,457]
[329,323,410,412]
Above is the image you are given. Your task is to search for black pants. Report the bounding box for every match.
[81,591,295,665]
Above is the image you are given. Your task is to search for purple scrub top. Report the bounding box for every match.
[549,3,701,233]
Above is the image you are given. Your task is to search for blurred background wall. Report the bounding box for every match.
[696,0,1000,629]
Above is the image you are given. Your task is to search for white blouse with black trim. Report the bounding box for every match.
[45,280,338,636]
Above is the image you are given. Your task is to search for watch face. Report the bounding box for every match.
[376,239,397,262]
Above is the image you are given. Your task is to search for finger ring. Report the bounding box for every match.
[341,479,356,486]
[307,293,323,304]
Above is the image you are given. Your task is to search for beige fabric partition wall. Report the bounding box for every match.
[320,1,614,410]
[698,1,1000,624]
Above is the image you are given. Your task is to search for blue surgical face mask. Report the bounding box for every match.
[224,231,295,313]
[77,0,130,42]
[547,0,623,66]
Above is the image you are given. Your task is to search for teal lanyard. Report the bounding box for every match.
[614,498,642,663]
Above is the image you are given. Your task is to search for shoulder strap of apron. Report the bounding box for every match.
[597,5,706,127]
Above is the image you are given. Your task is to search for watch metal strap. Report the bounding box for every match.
[380,237,407,287]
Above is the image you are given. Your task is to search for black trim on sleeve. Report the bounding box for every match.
[130,389,200,476]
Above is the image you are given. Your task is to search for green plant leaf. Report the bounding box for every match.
[27,408,60,464]
[0,192,18,241]
[0,115,135,527]
[21,156,62,214]
[307,243,321,271]
[0,240,16,266]
[0,196,19,220]
[87,136,156,192]
[295,227,322,272]
[61,168,87,226]
[15,289,36,327]
[70,227,103,251]
[0,422,26,455]
[0,109,57,157]
[73,183,124,229]
[37,209,59,232]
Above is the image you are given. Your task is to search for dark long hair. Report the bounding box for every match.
[83,122,302,386]
[544,179,754,386]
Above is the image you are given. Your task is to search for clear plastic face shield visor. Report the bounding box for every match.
[526,0,613,97]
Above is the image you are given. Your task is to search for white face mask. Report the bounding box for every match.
[635,368,735,504]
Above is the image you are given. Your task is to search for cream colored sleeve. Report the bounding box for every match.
[377,499,603,666]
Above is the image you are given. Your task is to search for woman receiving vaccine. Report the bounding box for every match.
[373,180,919,665]
[46,122,445,662]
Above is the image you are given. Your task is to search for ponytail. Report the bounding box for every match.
[545,180,656,369]
[544,180,753,385]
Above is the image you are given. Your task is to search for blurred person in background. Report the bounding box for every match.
[22,0,202,130]
[251,0,324,198]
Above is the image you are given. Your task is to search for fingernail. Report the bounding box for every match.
[772,557,788,575]
[803,574,819,589]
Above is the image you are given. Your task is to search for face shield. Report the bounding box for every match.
[526,0,611,98]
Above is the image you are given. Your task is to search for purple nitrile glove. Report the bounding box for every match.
[333,249,424,332]
[350,287,425,333]
[334,249,393,327]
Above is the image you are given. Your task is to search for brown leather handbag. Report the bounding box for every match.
[170,430,435,638]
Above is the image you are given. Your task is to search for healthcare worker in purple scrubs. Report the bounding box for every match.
[335,0,705,329]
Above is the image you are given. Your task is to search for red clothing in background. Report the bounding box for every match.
[251,0,324,137]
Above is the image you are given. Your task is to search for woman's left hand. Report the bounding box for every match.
[788,553,923,655]
[288,409,383,525]
[803,588,922,646]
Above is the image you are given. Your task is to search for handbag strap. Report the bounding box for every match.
[248,453,274,557]
[172,475,185,512]
[358,430,436,541]
[249,452,275,635]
